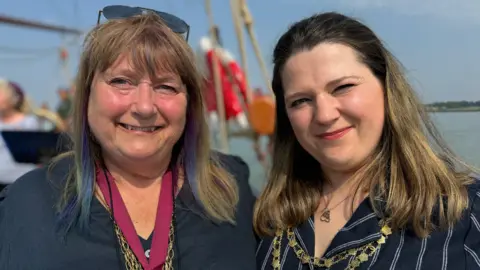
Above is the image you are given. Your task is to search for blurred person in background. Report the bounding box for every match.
[0,79,40,190]
[56,87,73,127]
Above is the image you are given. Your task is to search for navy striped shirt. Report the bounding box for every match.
[256,180,480,269]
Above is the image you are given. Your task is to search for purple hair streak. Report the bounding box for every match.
[57,114,95,232]
[183,109,199,200]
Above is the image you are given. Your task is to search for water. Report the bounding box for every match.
[228,112,480,194]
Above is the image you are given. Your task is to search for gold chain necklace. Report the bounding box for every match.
[271,223,392,269]
[112,216,175,270]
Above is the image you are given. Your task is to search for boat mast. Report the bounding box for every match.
[204,0,230,153]
[0,13,83,35]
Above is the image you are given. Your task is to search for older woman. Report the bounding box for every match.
[0,79,40,129]
[0,9,257,270]
[255,12,480,269]
[0,80,40,189]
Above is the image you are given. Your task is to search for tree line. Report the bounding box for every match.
[426,100,480,108]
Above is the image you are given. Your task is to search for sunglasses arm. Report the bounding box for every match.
[96,10,103,25]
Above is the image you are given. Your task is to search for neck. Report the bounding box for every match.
[320,167,368,215]
[102,152,172,190]
[321,167,361,197]
[0,110,22,123]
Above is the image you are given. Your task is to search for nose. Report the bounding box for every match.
[132,83,156,118]
[313,93,340,125]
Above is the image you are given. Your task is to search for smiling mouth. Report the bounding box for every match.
[318,126,353,140]
[118,123,163,132]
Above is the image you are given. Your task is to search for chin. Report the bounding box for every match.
[315,152,357,171]
[118,148,161,161]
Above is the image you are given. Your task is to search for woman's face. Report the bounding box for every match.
[88,54,188,163]
[0,88,15,113]
[281,43,385,175]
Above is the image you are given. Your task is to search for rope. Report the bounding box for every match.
[239,0,274,96]
[230,0,251,103]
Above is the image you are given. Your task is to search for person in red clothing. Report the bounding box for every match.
[197,28,249,134]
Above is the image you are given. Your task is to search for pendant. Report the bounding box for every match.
[320,210,330,223]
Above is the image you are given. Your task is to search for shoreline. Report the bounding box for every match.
[426,107,480,113]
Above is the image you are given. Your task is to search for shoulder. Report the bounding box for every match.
[22,114,40,128]
[211,150,255,213]
[0,157,73,265]
[212,151,250,179]
[467,175,480,197]
[463,175,480,219]
[465,175,480,216]
[211,151,251,193]
[457,176,480,268]
[455,176,480,236]
[23,114,38,122]
[0,156,73,222]
[451,176,480,229]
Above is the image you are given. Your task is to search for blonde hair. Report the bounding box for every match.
[53,12,238,230]
[254,12,476,238]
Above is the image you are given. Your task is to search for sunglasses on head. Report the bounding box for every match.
[96,5,190,41]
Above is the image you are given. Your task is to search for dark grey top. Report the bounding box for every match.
[256,179,480,270]
[0,115,40,184]
[0,152,258,270]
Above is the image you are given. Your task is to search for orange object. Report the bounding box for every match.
[248,96,275,135]
[59,48,68,61]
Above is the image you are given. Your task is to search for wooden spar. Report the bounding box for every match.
[0,14,83,35]
[230,0,251,104]
[228,1,273,173]
[204,0,230,153]
[238,0,273,96]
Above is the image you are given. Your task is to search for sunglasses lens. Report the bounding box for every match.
[154,11,189,34]
[103,5,138,20]
[101,5,189,40]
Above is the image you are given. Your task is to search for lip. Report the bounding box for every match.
[118,123,163,133]
[318,126,353,140]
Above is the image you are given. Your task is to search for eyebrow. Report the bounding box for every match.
[325,75,362,89]
[105,69,180,82]
[103,69,137,78]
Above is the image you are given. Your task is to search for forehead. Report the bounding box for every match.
[103,54,181,81]
[281,43,367,89]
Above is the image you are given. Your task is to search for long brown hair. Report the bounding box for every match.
[52,13,238,231]
[254,12,475,238]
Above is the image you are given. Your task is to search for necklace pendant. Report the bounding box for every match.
[320,210,330,223]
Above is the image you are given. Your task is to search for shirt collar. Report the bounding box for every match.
[294,198,383,257]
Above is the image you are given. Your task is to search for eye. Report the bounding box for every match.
[333,83,355,93]
[108,78,134,90]
[154,84,180,94]
[290,97,310,108]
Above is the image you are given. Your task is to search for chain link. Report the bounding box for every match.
[113,211,175,270]
[271,224,392,269]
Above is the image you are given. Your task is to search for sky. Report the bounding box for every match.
[0,0,479,108]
